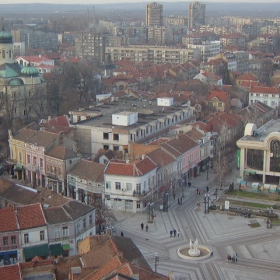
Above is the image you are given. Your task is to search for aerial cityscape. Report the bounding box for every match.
[0,1,280,279]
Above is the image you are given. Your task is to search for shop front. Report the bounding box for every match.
[0,250,18,265]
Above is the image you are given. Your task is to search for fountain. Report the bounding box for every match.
[177,238,211,261]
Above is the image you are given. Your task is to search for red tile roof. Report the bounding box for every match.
[105,157,157,176]
[0,207,18,232]
[238,73,259,81]
[17,203,46,229]
[249,86,280,94]
[0,264,22,280]
[208,90,228,102]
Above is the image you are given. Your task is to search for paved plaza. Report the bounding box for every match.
[113,164,280,279]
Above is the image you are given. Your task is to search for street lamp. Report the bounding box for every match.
[204,194,210,214]
[147,202,154,223]
[267,207,274,229]
[206,162,210,180]
[155,253,159,273]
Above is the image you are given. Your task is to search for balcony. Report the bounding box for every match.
[46,173,58,180]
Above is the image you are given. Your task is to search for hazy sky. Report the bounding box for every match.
[0,0,278,4]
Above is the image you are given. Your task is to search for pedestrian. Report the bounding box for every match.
[227,254,231,263]
[180,197,182,205]
[173,192,175,200]
[211,248,213,256]
[178,198,180,205]
[146,225,149,232]
[235,253,238,262]
[170,229,173,237]
[121,231,124,237]
[141,223,144,230]
[196,188,199,195]
[173,229,177,237]
[198,190,201,195]
[177,230,180,237]
[206,186,209,193]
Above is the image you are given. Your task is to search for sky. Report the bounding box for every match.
[0,0,278,4]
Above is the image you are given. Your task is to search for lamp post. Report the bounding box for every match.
[267,207,274,229]
[155,253,159,273]
[147,202,154,223]
[204,194,210,214]
[206,162,210,180]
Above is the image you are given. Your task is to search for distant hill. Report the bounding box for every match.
[0,2,279,13]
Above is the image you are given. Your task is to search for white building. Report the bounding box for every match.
[104,157,158,212]
[185,41,221,63]
[249,86,280,108]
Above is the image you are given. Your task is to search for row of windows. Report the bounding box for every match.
[106,178,155,192]
[23,230,45,244]
[250,93,277,98]
[0,236,17,246]
[1,50,12,59]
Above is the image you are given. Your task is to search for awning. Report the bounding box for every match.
[49,243,62,256]
[24,244,49,260]
[244,170,256,175]
[62,244,70,251]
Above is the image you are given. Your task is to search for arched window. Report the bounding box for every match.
[2,50,5,59]
[270,139,280,172]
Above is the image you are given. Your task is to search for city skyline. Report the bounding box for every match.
[0,0,279,4]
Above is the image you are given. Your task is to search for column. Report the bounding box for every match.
[263,150,267,184]
[240,147,245,179]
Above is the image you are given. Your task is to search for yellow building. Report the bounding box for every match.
[7,126,37,180]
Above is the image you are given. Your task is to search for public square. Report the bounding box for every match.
[114,164,280,280]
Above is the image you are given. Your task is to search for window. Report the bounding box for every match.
[103,145,109,150]
[62,226,69,237]
[54,228,60,239]
[218,102,222,107]
[3,236,8,245]
[27,155,31,164]
[113,134,119,141]
[33,156,37,165]
[89,215,92,225]
[11,236,16,245]
[136,183,141,194]
[24,233,29,243]
[40,158,43,168]
[19,152,22,162]
[106,181,111,189]
[40,230,45,241]
[137,201,141,209]
[83,218,86,228]
[115,182,121,190]
[113,146,119,151]
[126,182,132,191]
[103,132,109,140]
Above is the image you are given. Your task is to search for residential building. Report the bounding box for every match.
[185,41,221,63]
[207,90,230,112]
[193,70,223,85]
[45,146,82,195]
[237,119,280,184]
[70,98,194,157]
[104,157,158,212]
[106,45,200,64]
[146,2,163,26]
[67,159,105,204]
[44,200,96,256]
[75,32,106,64]
[188,1,206,29]
[147,26,166,45]
[220,33,246,48]
[249,86,280,108]
[166,16,188,26]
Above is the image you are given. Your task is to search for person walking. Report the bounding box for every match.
[206,186,209,193]
[173,229,177,237]
[178,198,180,205]
[196,188,199,195]
[146,225,149,232]
[177,230,180,237]
[170,229,173,237]
[180,197,183,205]
[141,223,144,230]
[173,192,175,200]
[121,231,124,237]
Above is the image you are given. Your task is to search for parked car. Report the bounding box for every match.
[0,165,10,176]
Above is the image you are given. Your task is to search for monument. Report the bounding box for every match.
[188,238,201,257]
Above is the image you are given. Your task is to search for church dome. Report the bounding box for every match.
[0,30,13,44]
[21,65,39,76]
